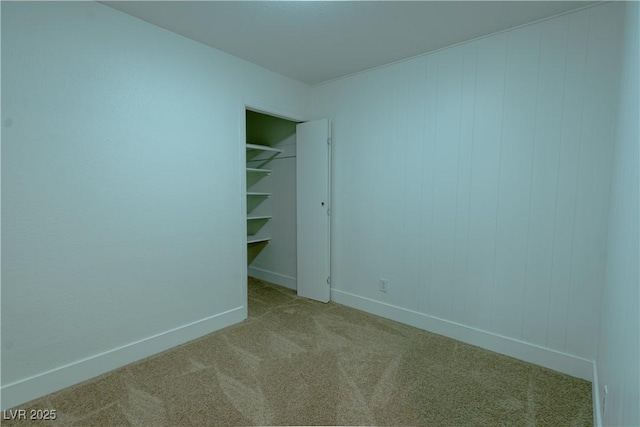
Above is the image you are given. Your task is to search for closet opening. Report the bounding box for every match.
[244,109,300,294]
[243,106,332,307]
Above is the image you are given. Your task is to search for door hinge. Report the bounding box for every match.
[327,137,332,145]
[327,208,331,216]
[327,276,331,285]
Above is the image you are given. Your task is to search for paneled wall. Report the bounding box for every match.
[311,2,622,364]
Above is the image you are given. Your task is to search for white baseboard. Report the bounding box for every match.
[248,266,296,290]
[331,289,594,381]
[592,361,602,427]
[0,306,246,410]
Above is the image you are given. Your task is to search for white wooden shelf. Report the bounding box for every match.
[246,143,283,154]
[247,215,273,221]
[246,167,271,174]
[247,237,271,244]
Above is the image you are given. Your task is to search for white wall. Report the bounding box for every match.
[1,1,308,408]
[596,2,640,426]
[311,2,622,378]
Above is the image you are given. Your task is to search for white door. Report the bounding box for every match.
[296,119,331,302]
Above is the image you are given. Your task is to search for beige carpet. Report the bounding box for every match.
[3,278,592,426]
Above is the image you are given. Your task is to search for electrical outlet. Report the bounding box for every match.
[379,278,388,293]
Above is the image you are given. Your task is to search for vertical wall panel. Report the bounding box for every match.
[365,72,392,300]
[339,77,362,295]
[546,11,589,352]
[491,25,541,338]
[397,59,429,311]
[464,34,507,331]
[451,43,479,324]
[389,62,420,309]
[521,17,568,346]
[345,79,370,295]
[418,56,439,313]
[430,48,464,320]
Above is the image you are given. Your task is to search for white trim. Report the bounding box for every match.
[239,102,249,316]
[592,361,603,427]
[0,307,246,410]
[331,289,594,381]
[248,266,296,290]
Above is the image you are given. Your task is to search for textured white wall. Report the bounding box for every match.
[1,0,308,398]
[311,3,622,362]
[597,2,640,426]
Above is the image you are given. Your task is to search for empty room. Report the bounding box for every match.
[1,1,638,426]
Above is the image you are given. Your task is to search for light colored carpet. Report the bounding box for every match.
[3,278,593,426]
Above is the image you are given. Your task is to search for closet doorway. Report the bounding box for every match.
[243,108,331,303]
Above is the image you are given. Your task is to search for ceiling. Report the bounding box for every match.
[104,1,598,86]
